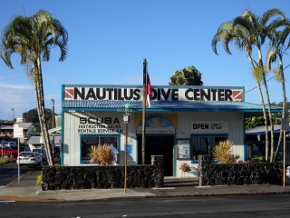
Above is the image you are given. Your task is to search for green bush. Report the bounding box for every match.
[251,155,264,163]
[212,140,240,163]
[36,172,42,185]
[273,151,282,162]
[0,157,14,165]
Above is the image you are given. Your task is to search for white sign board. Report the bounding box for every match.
[13,124,23,138]
[191,121,228,133]
[64,86,244,102]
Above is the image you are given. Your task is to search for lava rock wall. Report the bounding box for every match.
[199,155,289,186]
[42,155,164,191]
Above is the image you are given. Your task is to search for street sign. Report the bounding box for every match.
[13,123,23,183]
[13,124,23,138]
[117,108,138,113]
[123,114,131,124]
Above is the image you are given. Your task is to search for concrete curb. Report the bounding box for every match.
[144,191,290,198]
[2,168,290,202]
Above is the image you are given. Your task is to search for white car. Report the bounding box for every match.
[16,152,41,167]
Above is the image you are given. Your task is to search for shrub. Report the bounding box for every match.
[36,172,42,185]
[88,143,115,165]
[0,157,14,165]
[212,140,239,163]
[273,151,282,162]
[251,155,264,163]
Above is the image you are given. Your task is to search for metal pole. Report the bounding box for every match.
[51,99,55,159]
[1,141,3,158]
[283,130,286,189]
[12,108,14,121]
[17,137,20,183]
[51,99,55,127]
[124,112,128,193]
[142,59,147,164]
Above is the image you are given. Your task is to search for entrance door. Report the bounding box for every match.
[138,136,174,176]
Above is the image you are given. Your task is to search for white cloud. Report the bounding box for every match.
[0,81,32,89]
[0,81,36,120]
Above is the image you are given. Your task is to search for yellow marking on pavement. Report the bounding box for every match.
[0,196,64,202]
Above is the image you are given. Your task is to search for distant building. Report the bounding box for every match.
[0,119,32,144]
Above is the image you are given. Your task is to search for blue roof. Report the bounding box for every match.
[246,125,290,135]
[62,100,282,113]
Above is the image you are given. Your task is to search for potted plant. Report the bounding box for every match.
[179,162,191,173]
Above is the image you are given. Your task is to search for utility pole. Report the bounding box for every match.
[51,99,55,128]
[123,105,130,193]
[11,108,14,121]
[141,59,147,164]
[51,99,55,159]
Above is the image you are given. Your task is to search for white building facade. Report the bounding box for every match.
[60,84,281,177]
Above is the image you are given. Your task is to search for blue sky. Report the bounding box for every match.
[0,0,289,120]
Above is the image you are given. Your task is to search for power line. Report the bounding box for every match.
[246,64,290,94]
[245,76,275,94]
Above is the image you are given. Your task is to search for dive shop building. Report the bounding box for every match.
[60,84,281,177]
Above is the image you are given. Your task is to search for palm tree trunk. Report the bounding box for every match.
[274,60,287,162]
[248,55,269,161]
[258,50,274,162]
[258,52,274,162]
[34,58,54,166]
[262,73,274,162]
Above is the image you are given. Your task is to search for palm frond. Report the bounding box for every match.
[273,68,282,82]
[265,49,277,71]
[266,19,290,35]
[280,25,290,47]
[216,22,234,33]
[222,34,234,54]
[252,66,264,82]
[212,21,235,55]
[261,8,285,27]
[234,16,252,29]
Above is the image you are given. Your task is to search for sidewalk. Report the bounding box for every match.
[1,170,290,202]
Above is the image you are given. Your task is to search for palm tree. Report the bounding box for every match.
[169,66,203,85]
[266,27,290,161]
[0,10,68,166]
[212,8,289,162]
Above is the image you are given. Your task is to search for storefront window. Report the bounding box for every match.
[81,134,119,164]
[191,135,227,160]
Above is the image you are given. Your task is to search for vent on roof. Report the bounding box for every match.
[16,118,25,123]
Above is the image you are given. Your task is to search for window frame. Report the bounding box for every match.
[190,134,228,162]
[80,134,120,164]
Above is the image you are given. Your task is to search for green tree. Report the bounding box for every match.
[212,8,290,162]
[169,66,203,85]
[23,108,54,132]
[0,10,68,166]
[23,108,39,123]
[246,115,281,130]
